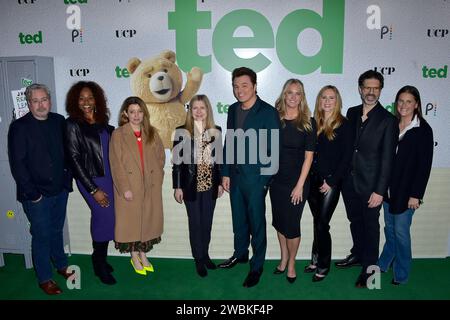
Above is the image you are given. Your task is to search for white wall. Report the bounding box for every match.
[66,169,450,259]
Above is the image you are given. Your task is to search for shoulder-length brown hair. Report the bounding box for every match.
[65,81,110,125]
[185,94,216,137]
[118,96,156,145]
[313,85,345,140]
[275,79,312,132]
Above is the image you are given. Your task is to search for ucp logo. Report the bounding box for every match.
[168,0,344,74]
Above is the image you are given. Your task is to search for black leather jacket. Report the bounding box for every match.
[65,117,114,194]
[172,125,222,201]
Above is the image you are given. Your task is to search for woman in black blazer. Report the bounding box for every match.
[172,94,223,277]
[378,86,433,285]
[305,85,352,282]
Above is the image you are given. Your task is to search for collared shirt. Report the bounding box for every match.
[399,115,420,141]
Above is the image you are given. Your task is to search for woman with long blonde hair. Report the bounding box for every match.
[109,96,165,276]
[172,94,223,277]
[305,85,352,282]
[269,79,316,283]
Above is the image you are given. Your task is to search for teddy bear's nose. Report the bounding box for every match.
[158,75,164,81]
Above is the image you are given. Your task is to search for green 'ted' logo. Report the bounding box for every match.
[168,0,344,74]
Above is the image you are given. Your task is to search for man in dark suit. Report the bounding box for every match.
[8,84,73,295]
[336,70,399,288]
[218,67,280,288]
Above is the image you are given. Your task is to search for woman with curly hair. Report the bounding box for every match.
[65,81,116,285]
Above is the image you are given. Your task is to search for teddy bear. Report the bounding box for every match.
[127,50,203,148]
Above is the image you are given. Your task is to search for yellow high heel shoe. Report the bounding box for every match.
[130,258,147,275]
[143,263,154,273]
[139,257,154,272]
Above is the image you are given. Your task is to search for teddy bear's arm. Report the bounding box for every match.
[180,67,203,104]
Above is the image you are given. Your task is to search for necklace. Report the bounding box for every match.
[134,131,142,142]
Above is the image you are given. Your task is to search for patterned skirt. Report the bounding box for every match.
[115,237,161,253]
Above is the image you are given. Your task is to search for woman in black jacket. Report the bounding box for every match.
[172,94,223,277]
[65,81,116,285]
[378,85,433,285]
[305,85,352,282]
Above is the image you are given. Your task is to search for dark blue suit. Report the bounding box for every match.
[222,97,281,272]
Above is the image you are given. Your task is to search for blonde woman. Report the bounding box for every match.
[305,85,352,282]
[109,96,165,276]
[269,79,316,283]
[172,94,223,277]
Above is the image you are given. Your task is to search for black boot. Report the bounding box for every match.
[92,241,116,285]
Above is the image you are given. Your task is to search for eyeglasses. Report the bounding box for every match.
[362,86,381,93]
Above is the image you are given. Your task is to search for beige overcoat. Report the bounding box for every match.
[109,123,165,243]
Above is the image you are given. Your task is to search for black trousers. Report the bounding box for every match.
[341,176,381,273]
[307,174,341,272]
[184,189,216,263]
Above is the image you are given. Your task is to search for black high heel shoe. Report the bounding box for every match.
[312,268,329,282]
[273,267,286,274]
[286,275,297,283]
[312,273,326,282]
[304,264,317,273]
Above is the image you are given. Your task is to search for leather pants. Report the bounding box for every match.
[307,173,341,272]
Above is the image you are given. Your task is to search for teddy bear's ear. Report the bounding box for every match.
[127,57,141,74]
[160,50,176,63]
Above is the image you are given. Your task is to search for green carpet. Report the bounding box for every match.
[1,253,449,300]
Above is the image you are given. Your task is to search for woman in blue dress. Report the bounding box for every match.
[65,81,116,285]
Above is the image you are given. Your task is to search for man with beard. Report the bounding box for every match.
[335,70,398,288]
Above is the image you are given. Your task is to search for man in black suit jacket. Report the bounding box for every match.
[336,70,399,288]
[8,84,72,295]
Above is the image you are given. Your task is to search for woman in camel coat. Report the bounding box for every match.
[109,96,165,275]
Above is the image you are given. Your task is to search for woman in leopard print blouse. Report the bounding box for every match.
[172,95,224,277]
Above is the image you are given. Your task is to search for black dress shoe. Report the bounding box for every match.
[204,258,217,270]
[355,274,368,288]
[195,262,207,277]
[286,276,297,284]
[304,264,317,273]
[243,270,262,288]
[218,255,248,269]
[273,267,286,274]
[335,254,361,268]
[391,279,401,286]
